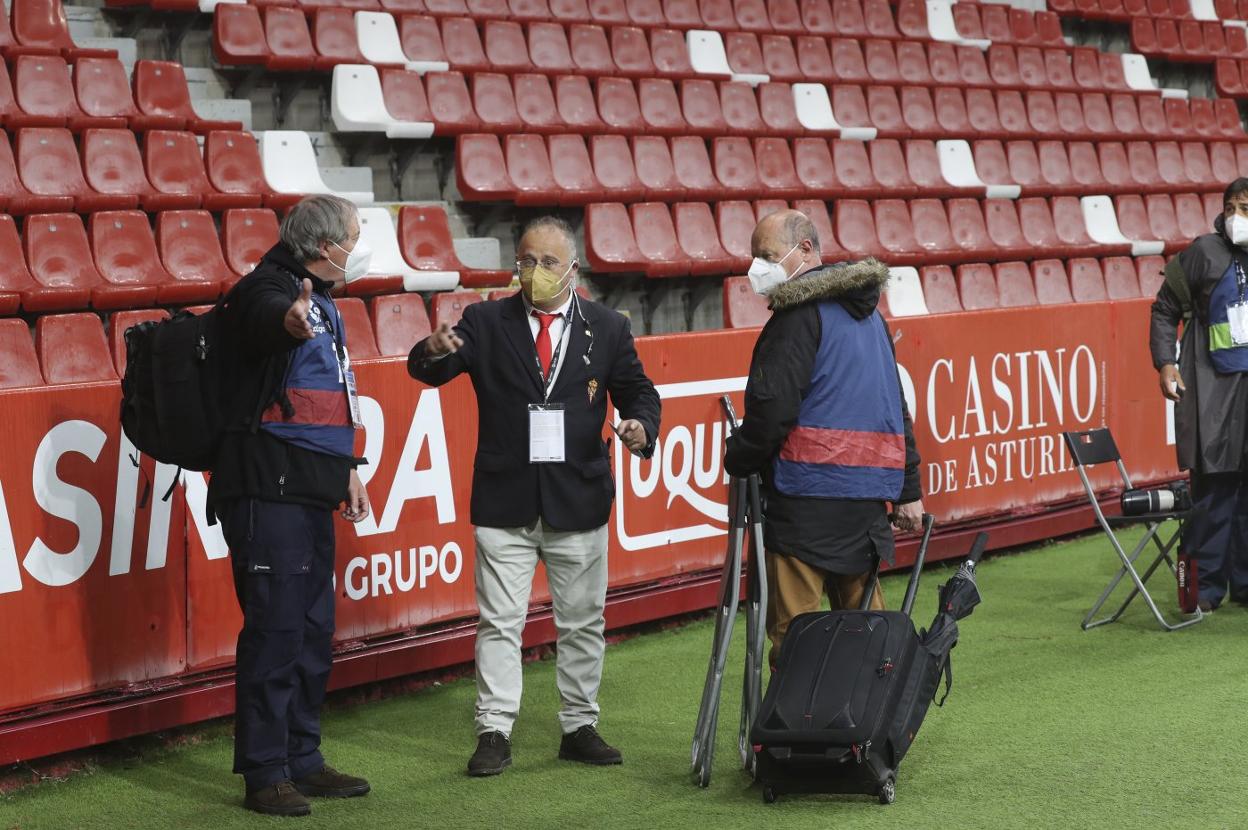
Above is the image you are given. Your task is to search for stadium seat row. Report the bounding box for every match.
[0,204,502,315]
[387,72,1242,143]
[1131,16,1248,62]
[582,194,1204,276]
[1048,0,1216,22]
[457,132,1245,206]
[720,254,1169,326]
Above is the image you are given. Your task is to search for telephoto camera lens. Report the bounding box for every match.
[1120,489,1176,516]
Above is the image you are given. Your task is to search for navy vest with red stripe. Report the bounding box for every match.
[260,291,355,458]
[772,301,905,501]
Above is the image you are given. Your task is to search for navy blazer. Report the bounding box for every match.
[408,293,661,531]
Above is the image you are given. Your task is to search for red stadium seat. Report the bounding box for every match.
[0,213,86,312]
[1068,257,1108,302]
[512,73,564,131]
[264,6,320,71]
[988,45,1022,88]
[934,87,972,135]
[315,9,367,66]
[221,208,280,276]
[13,55,119,131]
[720,81,767,136]
[1032,258,1074,304]
[796,36,834,83]
[1209,141,1237,183]
[146,130,250,212]
[590,134,644,201]
[335,297,380,359]
[831,39,870,84]
[1136,254,1166,296]
[1213,98,1244,139]
[966,88,1006,138]
[801,0,835,35]
[836,199,887,260]
[396,15,446,69]
[584,201,647,273]
[424,71,482,133]
[712,136,763,198]
[955,263,999,310]
[722,275,770,328]
[441,17,490,72]
[26,212,156,309]
[791,198,848,263]
[830,85,873,133]
[760,34,803,82]
[994,261,1037,307]
[715,200,756,271]
[528,22,575,73]
[35,313,116,385]
[698,0,735,30]
[725,32,768,78]
[107,309,169,376]
[1014,197,1072,258]
[1028,140,1077,194]
[673,202,734,276]
[638,78,686,134]
[1063,142,1104,191]
[1174,192,1207,241]
[920,265,962,312]
[0,319,44,388]
[75,57,182,133]
[651,27,696,78]
[430,291,484,329]
[1101,256,1141,299]
[504,133,558,205]
[17,127,137,212]
[549,133,606,204]
[371,294,432,357]
[1095,141,1132,191]
[1153,141,1190,189]
[754,199,788,219]
[1071,48,1103,90]
[12,0,114,61]
[554,74,606,132]
[570,24,615,74]
[398,205,510,287]
[612,26,656,77]
[905,140,955,197]
[473,72,522,133]
[894,42,931,86]
[734,0,770,31]
[632,134,684,201]
[828,138,877,197]
[0,131,71,215]
[981,199,1029,259]
[480,21,530,73]
[82,128,183,212]
[792,138,838,198]
[424,0,470,19]
[588,0,629,25]
[212,4,269,68]
[1143,193,1187,248]
[626,0,666,27]
[204,130,269,208]
[758,82,804,136]
[630,202,689,277]
[866,85,905,135]
[671,135,721,200]
[944,198,995,259]
[90,210,206,304]
[899,87,938,137]
[156,211,236,294]
[549,0,592,22]
[970,140,1014,191]
[680,79,729,137]
[132,61,242,134]
[597,76,644,133]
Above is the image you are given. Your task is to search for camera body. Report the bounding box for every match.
[1120,481,1192,516]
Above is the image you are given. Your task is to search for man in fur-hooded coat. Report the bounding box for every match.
[725,210,923,661]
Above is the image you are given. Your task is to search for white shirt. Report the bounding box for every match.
[524,293,575,391]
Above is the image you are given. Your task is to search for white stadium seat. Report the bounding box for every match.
[331,64,434,139]
[259,130,375,205]
[357,207,459,292]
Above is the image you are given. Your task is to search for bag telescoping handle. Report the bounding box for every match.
[900,513,937,618]
[720,395,740,432]
[964,531,990,567]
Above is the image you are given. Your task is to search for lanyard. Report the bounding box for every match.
[533,302,575,403]
[1235,259,1248,303]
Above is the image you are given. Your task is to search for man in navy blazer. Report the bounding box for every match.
[408,216,660,777]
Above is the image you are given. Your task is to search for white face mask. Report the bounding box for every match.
[1228,213,1248,247]
[747,243,800,295]
[330,239,373,283]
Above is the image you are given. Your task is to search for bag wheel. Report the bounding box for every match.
[878,778,896,805]
[762,785,777,804]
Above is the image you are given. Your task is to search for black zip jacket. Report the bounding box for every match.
[207,244,357,518]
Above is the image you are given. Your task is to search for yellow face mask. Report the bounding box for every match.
[518,260,574,304]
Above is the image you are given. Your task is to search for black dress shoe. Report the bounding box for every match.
[558,725,623,766]
[468,731,512,777]
[292,764,371,798]
[244,780,312,817]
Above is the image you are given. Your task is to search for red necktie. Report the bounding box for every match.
[533,311,559,378]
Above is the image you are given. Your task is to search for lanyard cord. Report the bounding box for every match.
[534,301,576,402]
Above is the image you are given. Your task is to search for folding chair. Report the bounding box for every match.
[1062,427,1204,632]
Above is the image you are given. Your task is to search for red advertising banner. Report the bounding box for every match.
[0,299,1177,718]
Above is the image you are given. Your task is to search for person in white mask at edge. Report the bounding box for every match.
[1151,178,1248,613]
[408,216,661,778]
[726,209,924,668]
[208,194,373,817]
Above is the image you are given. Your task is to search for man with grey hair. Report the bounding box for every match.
[208,195,373,817]
[410,215,661,778]
[726,208,924,666]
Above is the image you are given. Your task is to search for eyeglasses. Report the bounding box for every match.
[516,256,565,270]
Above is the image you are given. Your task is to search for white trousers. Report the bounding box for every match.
[473,521,609,737]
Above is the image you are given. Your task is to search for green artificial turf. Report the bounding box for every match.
[5,527,1247,830]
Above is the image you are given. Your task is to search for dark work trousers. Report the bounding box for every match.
[220,499,336,792]
[1185,473,1248,607]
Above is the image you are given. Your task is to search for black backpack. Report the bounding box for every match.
[120,299,234,473]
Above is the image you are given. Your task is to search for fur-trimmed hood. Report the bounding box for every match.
[768,259,890,313]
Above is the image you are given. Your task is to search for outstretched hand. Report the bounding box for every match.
[284,278,316,340]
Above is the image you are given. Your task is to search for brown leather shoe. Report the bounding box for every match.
[558,725,622,765]
[244,780,312,816]
[292,765,371,798]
